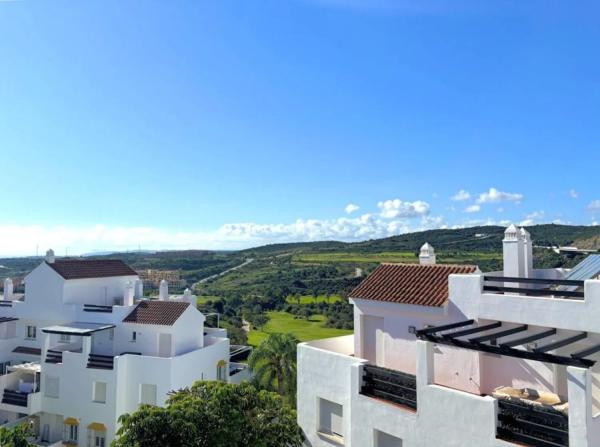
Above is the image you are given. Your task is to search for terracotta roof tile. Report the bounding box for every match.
[123,300,190,326]
[350,263,477,307]
[47,260,138,280]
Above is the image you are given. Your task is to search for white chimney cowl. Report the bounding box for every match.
[2,278,13,301]
[45,249,55,264]
[134,279,144,299]
[159,280,169,301]
[123,281,134,307]
[419,242,436,265]
[183,288,196,305]
[503,224,525,279]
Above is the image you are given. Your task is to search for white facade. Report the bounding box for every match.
[298,229,600,447]
[0,254,249,446]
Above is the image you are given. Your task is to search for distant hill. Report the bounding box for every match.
[2,224,599,296]
[242,224,600,256]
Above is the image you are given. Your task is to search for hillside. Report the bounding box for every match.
[2,224,599,297]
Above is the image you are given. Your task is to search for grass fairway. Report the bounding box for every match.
[293,251,417,264]
[247,311,352,346]
[285,294,344,304]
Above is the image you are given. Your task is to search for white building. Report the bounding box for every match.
[298,230,600,447]
[0,250,249,446]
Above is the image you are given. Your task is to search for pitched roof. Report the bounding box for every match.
[350,263,477,307]
[46,259,138,280]
[123,300,190,326]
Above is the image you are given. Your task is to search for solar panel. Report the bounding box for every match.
[557,254,600,291]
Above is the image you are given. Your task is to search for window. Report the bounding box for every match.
[63,422,78,443]
[94,434,105,447]
[26,325,36,340]
[93,382,107,403]
[131,331,137,342]
[139,384,157,405]
[318,398,344,441]
[45,376,59,398]
[59,334,71,344]
[375,430,403,447]
[217,360,227,382]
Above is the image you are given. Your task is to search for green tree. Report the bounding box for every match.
[0,423,33,447]
[113,381,302,447]
[248,333,298,405]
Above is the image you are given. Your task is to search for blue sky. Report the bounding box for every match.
[1,0,599,256]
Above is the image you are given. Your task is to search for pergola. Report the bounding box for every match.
[415,319,599,368]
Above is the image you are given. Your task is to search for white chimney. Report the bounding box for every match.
[520,227,533,278]
[419,243,436,265]
[159,279,169,301]
[134,279,144,299]
[183,288,196,305]
[2,278,13,301]
[45,249,55,264]
[123,281,134,306]
[503,224,524,278]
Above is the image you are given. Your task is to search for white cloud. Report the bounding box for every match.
[0,212,449,257]
[451,190,471,201]
[344,203,360,214]
[519,210,545,226]
[587,200,600,212]
[569,189,579,199]
[377,199,430,219]
[497,207,504,213]
[464,204,481,213]
[476,187,524,204]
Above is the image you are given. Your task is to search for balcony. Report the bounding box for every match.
[495,391,568,447]
[360,364,417,410]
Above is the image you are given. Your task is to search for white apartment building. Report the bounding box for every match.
[298,225,600,447]
[0,250,249,446]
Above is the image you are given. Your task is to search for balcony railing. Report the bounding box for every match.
[484,276,584,299]
[360,364,417,410]
[496,398,568,447]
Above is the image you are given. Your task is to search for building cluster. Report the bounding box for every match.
[136,269,187,292]
[0,250,249,446]
[298,225,600,447]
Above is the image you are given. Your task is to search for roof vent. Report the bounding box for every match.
[2,278,13,301]
[159,279,169,301]
[45,249,55,264]
[419,242,436,265]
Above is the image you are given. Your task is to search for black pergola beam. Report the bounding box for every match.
[415,319,474,336]
[534,332,587,353]
[442,321,502,339]
[500,328,557,348]
[417,332,595,368]
[469,325,528,344]
[571,343,600,359]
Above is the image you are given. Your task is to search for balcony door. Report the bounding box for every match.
[158,333,172,357]
[362,315,384,365]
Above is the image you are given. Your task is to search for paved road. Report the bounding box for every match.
[193,258,254,289]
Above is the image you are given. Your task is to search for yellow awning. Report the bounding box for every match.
[87,422,107,431]
[64,418,79,426]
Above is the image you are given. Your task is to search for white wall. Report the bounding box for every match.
[63,276,139,306]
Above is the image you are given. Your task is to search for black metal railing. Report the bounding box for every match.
[83,304,113,313]
[45,349,63,364]
[483,276,584,299]
[360,364,417,410]
[496,398,569,447]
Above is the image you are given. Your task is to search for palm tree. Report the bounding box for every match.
[248,333,299,405]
